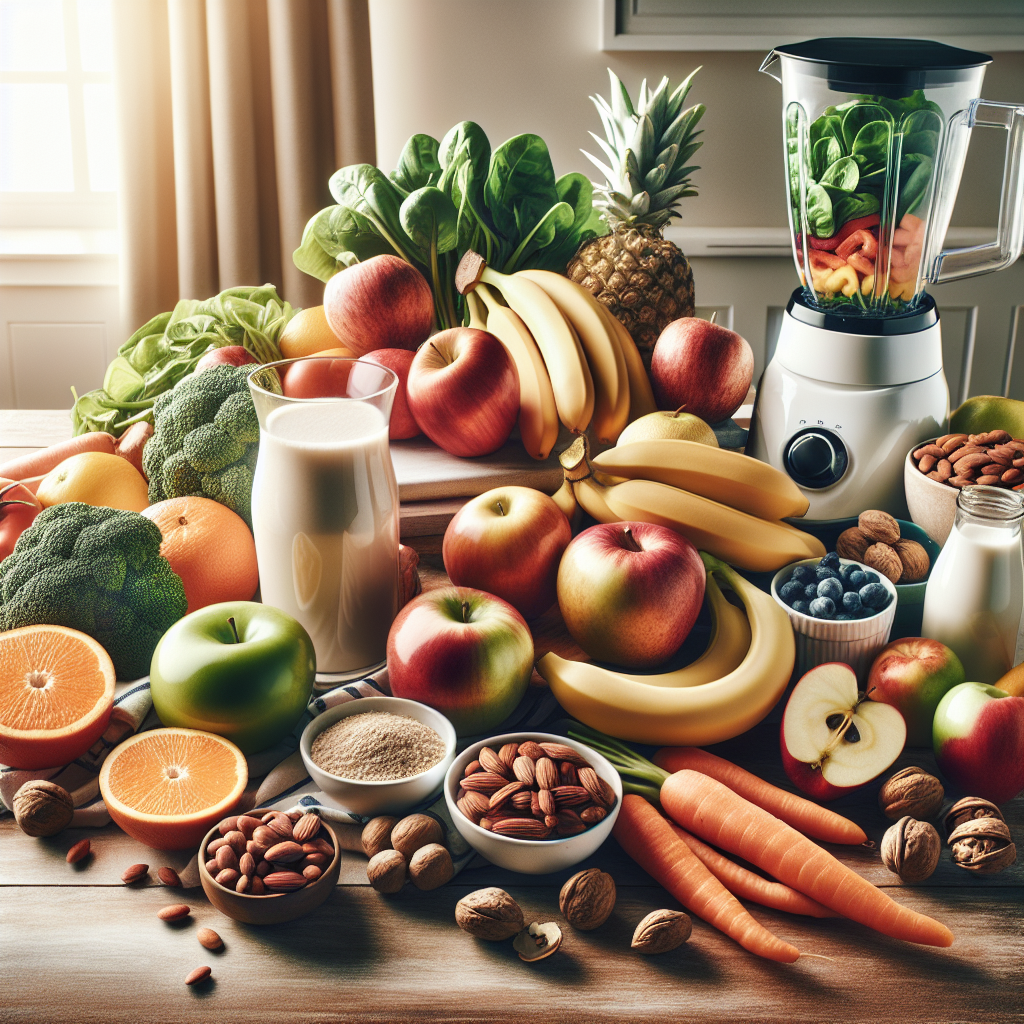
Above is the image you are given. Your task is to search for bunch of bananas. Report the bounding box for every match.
[456,252,657,459]
[537,553,795,746]
[553,433,825,573]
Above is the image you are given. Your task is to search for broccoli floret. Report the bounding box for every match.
[144,364,259,526]
[0,503,187,679]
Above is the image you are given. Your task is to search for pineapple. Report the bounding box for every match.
[567,69,705,367]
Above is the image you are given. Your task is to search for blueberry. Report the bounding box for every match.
[842,591,862,614]
[834,612,852,621]
[809,596,836,619]
[792,599,810,615]
[860,582,889,609]
[817,578,844,603]
[815,564,840,582]
[821,551,841,570]
[779,580,804,605]
[792,565,816,585]
[804,583,819,600]
[839,563,860,583]
[863,571,880,585]
[847,570,867,591]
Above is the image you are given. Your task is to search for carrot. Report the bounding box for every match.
[661,771,954,948]
[652,747,867,845]
[666,822,837,919]
[0,433,115,483]
[613,794,801,963]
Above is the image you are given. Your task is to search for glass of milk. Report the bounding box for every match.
[248,358,400,679]
[921,485,1024,683]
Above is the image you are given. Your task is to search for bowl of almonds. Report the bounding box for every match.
[197,809,341,924]
[444,732,622,874]
[905,432,1024,545]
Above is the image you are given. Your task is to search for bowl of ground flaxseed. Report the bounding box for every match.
[300,696,457,815]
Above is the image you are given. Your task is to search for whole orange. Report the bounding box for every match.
[143,497,258,614]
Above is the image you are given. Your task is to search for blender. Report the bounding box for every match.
[748,38,1024,520]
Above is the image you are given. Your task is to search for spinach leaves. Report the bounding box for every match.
[294,123,602,329]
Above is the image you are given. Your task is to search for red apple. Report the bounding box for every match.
[443,486,571,620]
[933,682,1024,804]
[650,317,754,423]
[0,478,41,562]
[386,586,534,736]
[867,638,965,747]
[196,346,258,372]
[781,662,907,801]
[556,521,705,668]
[323,254,434,355]
[354,348,420,440]
[406,328,519,458]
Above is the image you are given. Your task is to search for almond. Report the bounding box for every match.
[264,870,308,892]
[66,839,90,864]
[217,816,239,835]
[184,966,211,986]
[512,755,536,786]
[157,903,191,921]
[858,510,900,545]
[235,874,250,893]
[238,852,256,876]
[235,815,262,838]
[491,817,551,839]
[265,841,304,863]
[292,813,321,843]
[121,863,149,884]
[539,742,591,767]
[197,927,222,951]
[553,785,591,808]
[517,741,546,760]
[463,760,482,777]
[214,846,238,872]
[498,742,519,769]
[459,772,509,794]
[535,757,558,790]
[478,746,510,778]
[863,542,903,584]
[215,868,240,887]
[267,817,293,839]
[158,866,181,887]
[251,876,266,895]
[488,781,525,813]
[303,864,323,881]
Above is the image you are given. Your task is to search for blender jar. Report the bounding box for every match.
[762,38,1024,316]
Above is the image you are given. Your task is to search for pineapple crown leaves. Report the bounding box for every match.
[582,67,705,228]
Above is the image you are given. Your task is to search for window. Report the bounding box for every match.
[0,0,117,229]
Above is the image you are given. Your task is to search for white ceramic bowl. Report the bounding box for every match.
[904,440,958,546]
[444,732,622,875]
[772,558,898,683]
[300,696,456,816]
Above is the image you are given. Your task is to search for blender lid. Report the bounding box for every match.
[765,38,991,92]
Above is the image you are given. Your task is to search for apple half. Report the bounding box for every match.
[780,662,907,801]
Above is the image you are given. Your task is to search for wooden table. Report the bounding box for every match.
[1,412,1022,1024]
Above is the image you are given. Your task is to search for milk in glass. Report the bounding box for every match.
[251,400,400,673]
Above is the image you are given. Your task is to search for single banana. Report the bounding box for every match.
[594,438,810,520]
[537,554,794,746]
[516,269,629,444]
[550,479,580,522]
[559,435,823,573]
[465,289,488,330]
[479,266,594,433]
[597,302,657,420]
[474,284,559,460]
[619,571,750,689]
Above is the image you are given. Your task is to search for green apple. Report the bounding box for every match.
[150,601,316,753]
[617,408,719,447]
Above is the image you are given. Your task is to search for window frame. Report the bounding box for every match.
[0,0,117,230]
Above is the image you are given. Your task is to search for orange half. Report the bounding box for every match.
[0,625,116,769]
[99,727,247,851]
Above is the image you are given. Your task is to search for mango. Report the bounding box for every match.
[949,395,1024,440]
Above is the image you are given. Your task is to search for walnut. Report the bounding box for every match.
[893,539,930,583]
[12,780,74,837]
[390,814,444,859]
[836,526,872,562]
[877,767,944,821]
[858,510,901,546]
[943,796,1005,837]
[455,887,524,940]
[948,818,1017,874]
[631,909,692,954]
[863,542,903,584]
[366,849,407,893]
[558,868,616,930]
[361,816,398,858]
[407,843,453,891]
[881,816,941,883]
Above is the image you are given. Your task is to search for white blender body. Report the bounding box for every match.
[750,38,1024,520]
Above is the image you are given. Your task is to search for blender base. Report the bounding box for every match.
[747,300,948,521]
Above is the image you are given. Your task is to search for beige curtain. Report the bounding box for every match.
[112,0,376,336]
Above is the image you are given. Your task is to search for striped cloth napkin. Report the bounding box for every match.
[2,665,564,888]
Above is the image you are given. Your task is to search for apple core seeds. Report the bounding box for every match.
[310,712,446,781]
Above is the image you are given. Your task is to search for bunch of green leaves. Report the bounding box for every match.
[792,89,943,242]
[71,285,296,437]
[293,122,604,329]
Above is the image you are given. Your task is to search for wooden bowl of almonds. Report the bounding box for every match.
[444,732,622,875]
[198,810,341,925]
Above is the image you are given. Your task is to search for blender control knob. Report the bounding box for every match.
[784,429,848,489]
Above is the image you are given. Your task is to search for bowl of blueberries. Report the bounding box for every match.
[772,551,899,681]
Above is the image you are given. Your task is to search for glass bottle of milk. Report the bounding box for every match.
[921,485,1024,683]
[248,358,400,679]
